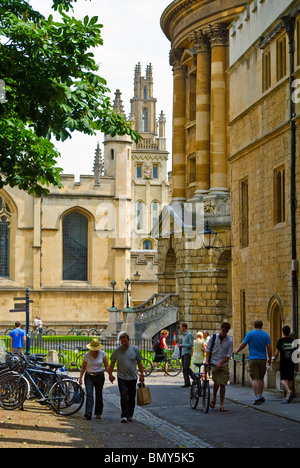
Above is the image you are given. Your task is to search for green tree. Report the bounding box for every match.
[0,0,140,196]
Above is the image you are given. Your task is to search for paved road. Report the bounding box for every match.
[97,373,300,449]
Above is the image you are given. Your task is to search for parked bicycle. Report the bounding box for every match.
[190,363,211,413]
[67,326,89,336]
[58,344,87,371]
[0,352,85,416]
[140,350,182,377]
[87,325,107,336]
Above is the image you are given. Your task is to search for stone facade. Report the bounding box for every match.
[228,0,300,347]
[158,0,247,335]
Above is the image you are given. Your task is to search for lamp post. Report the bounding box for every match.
[200,221,232,257]
[124,278,131,309]
[111,280,116,309]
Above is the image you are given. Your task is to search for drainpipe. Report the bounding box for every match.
[282,15,298,337]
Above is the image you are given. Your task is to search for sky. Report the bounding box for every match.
[29,0,174,179]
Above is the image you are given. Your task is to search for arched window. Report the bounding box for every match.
[143,240,153,250]
[143,108,148,132]
[152,201,159,228]
[63,212,88,281]
[0,195,11,278]
[137,202,143,230]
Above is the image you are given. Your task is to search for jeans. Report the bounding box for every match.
[117,378,137,419]
[84,372,105,416]
[182,354,194,385]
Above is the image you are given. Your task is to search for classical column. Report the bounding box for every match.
[170,48,186,202]
[190,29,211,198]
[208,23,229,194]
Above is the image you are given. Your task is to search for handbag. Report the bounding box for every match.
[137,383,152,406]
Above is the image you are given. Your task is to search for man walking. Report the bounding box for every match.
[236,320,272,405]
[9,322,26,354]
[109,333,145,423]
[179,322,194,388]
[205,322,233,412]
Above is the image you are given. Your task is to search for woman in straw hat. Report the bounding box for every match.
[79,339,113,420]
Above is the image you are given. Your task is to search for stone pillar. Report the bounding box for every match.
[190,30,211,198]
[170,49,186,202]
[208,23,229,195]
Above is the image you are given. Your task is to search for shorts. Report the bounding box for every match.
[249,359,267,380]
[211,365,230,386]
[280,363,295,381]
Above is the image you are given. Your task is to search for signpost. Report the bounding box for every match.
[9,288,33,355]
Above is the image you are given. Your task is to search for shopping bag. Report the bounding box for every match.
[137,383,152,406]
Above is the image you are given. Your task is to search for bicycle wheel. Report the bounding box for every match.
[58,354,71,372]
[79,330,89,336]
[75,352,86,371]
[137,359,153,377]
[165,358,182,377]
[45,329,56,336]
[88,328,99,336]
[202,380,210,413]
[49,379,84,416]
[190,379,199,410]
[0,373,28,410]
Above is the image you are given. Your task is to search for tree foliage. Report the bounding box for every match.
[0,0,140,196]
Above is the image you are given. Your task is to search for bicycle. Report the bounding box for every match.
[190,363,211,413]
[87,325,107,336]
[0,353,85,416]
[143,350,182,377]
[58,344,87,371]
[67,326,89,336]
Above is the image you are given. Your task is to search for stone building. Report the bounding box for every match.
[0,64,170,330]
[228,0,300,348]
[156,0,248,335]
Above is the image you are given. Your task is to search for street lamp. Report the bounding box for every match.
[124,278,131,309]
[200,221,217,250]
[200,221,232,257]
[111,280,116,308]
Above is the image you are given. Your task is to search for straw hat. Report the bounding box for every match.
[87,339,103,351]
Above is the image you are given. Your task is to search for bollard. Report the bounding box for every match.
[47,350,59,363]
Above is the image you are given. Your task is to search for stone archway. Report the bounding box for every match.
[164,247,177,294]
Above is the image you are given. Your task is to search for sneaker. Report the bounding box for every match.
[121,417,128,423]
[84,413,92,420]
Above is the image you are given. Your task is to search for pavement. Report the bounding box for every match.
[225,384,300,423]
[0,372,299,449]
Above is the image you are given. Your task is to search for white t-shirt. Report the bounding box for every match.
[83,350,107,374]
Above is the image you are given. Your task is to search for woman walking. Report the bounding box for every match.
[79,339,112,420]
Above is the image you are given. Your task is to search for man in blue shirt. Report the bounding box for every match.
[10,322,26,354]
[236,320,272,405]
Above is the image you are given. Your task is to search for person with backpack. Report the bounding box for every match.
[205,322,233,412]
[153,330,169,375]
[272,325,296,404]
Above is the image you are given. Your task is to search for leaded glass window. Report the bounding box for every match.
[0,195,11,278]
[63,212,88,281]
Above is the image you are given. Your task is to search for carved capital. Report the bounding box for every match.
[189,29,210,53]
[207,23,229,47]
[169,48,185,69]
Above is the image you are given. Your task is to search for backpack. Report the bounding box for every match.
[153,339,161,352]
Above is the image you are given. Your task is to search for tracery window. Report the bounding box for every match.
[63,212,88,281]
[0,195,11,278]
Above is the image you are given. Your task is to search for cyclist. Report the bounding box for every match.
[153,330,169,375]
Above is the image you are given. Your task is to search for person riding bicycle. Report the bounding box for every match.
[153,330,169,375]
